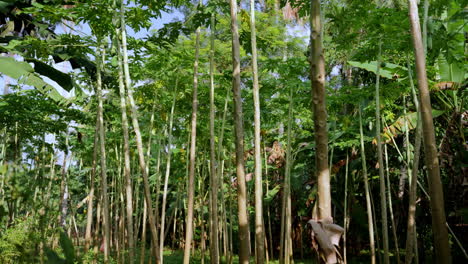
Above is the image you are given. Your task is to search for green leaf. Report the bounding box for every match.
[25,58,73,91]
[0,21,14,37]
[0,1,12,12]
[348,61,407,80]
[264,185,280,203]
[0,56,68,103]
[0,56,34,79]
[111,56,118,67]
[381,109,445,141]
[59,231,75,264]
[436,55,465,83]
[44,247,66,264]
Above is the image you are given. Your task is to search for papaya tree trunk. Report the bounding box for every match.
[250,0,265,262]
[160,80,178,261]
[96,44,111,263]
[374,40,390,264]
[208,12,220,264]
[85,118,99,252]
[119,1,160,262]
[384,143,400,264]
[183,8,201,263]
[407,0,451,262]
[405,57,422,264]
[343,152,349,264]
[229,0,251,262]
[310,0,331,220]
[115,25,135,263]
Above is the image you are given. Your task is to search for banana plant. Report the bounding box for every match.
[0,56,71,104]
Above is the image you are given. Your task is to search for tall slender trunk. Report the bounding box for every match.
[264,142,273,260]
[407,0,451,262]
[310,0,331,220]
[45,143,56,214]
[384,143,400,264]
[359,104,376,264]
[119,2,160,262]
[115,26,135,263]
[284,86,294,264]
[374,40,390,264]
[217,90,230,263]
[160,81,178,261]
[85,118,99,252]
[228,182,234,264]
[343,152,349,264]
[199,164,207,264]
[250,1,264,263]
[96,44,111,263]
[183,8,201,263]
[0,128,6,203]
[94,193,102,257]
[59,131,70,229]
[229,0,250,262]
[405,57,422,264]
[139,199,148,264]
[208,12,220,264]
[400,96,410,201]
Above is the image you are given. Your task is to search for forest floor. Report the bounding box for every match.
[157,249,380,263]
[155,250,318,264]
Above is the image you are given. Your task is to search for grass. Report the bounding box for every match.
[159,250,318,264]
[126,247,381,263]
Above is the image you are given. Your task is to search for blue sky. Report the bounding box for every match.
[0,8,182,93]
[0,7,184,166]
[56,9,183,39]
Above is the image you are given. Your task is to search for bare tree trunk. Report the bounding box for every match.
[160,81,178,261]
[140,199,148,264]
[359,106,376,264]
[310,0,331,220]
[229,0,251,262]
[264,143,273,260]
[183,7,201,263]
[228,187,234,264]
[85,118,99,252]
[250,1,265,263]
[96,44,111,263]
[115,25,135,263]
[343,152,349,264]
[59,131,70,229]
[374,40,390,264]
[217,90,230,263]
[94,193,102,260]
[208,12,220,264]
[280,85,294,264]
[119,2,160,262]
[200,167,207,264]
[407,0,451,262]
[405,57,422,264]
[384,143,400,264]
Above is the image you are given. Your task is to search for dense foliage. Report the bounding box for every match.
[0,0,466,263]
